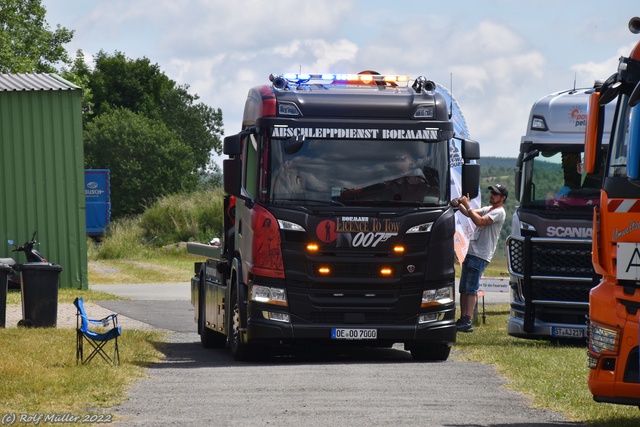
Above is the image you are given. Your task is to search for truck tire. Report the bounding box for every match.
[229,286,249,361]
[410,344,451,361]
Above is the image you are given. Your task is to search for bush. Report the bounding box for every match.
[87,217,150,260]
[138,188,225,246]
[87,188,225,260]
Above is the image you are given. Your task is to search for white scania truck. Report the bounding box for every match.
[506,84,614,341]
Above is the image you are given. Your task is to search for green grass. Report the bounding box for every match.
[484,254,509,277]
[0,320,164,419]
[88,251,200,284]
[6,287,125,305]
[2,257,166,421]
[454,305,640,426]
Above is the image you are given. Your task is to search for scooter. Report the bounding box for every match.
[0,231,48,289]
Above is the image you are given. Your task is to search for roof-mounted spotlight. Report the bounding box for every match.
[270,74,288,90]
[412,76,435,93]
[629,16,640,34]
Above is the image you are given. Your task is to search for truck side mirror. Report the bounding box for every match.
[458,138,480,199]
[462,163,480,199]
[583,92,601,174]
[630,81,640,107]
[628,104,640,181]
[223,158,241,196]
[514,170,522,202]
[461,139,480,160]
[514,152,523,202]
[223,134,242,156]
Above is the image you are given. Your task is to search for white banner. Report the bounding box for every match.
[437,84,481,263]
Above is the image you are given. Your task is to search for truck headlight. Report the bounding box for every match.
[277,219,305,232]
[588,323,620,354]
[407,222,433,234]
[250,284,288,306]
[421,286,453,308]
[520,221,536,233]
[262,311,290,323]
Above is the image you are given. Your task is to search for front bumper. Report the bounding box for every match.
[507,309,587,341]
[589,379,640,407]
[246,310,457,346]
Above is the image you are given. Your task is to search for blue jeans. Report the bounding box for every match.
[459,255,489,296]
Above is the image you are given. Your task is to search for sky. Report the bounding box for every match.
[42,0,640,163]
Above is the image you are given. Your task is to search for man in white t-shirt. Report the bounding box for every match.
[450,184,507,332]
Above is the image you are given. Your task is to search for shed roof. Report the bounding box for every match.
[0,73,81,91]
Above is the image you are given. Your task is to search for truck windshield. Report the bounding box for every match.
[268,138,449,206]
[521,150,602,212]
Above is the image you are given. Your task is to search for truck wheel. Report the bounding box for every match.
[229,286,249,361]
[410,344,451,361]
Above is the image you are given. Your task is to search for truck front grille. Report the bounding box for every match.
[507,236,593,277]
[309,312,400,324]
[310,263,400,278]
[530,279,592,302]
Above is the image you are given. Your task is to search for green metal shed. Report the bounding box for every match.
[0,73,88,289]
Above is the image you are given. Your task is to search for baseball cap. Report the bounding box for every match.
[487,184,508,198]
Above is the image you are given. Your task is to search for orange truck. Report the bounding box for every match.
[584,17,640,407]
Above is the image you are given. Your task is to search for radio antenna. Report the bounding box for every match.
[449,73,453,119]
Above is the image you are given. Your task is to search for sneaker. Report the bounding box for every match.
[456,318,474,333]
[455,316,471,326]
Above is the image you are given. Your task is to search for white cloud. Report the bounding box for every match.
[571,42,637,85]
[42,0,640,159]
[448,65,490,94]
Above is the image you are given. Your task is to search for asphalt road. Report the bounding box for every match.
[91,283,584,427]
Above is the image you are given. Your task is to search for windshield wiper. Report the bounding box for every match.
[341,199,423,207]
[272,198,345,207]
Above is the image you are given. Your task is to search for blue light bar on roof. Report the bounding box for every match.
[271,73,411,87]
[283,73,311,83]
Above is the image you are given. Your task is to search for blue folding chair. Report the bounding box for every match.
[74,297,121,366]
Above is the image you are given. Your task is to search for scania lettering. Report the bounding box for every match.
[506,83,613,341]
[188,72,480,361]
[583,17,640,407]
[546,226,592,238]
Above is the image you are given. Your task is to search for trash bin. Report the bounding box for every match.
[15,262,63,328]
[0,263,11,328]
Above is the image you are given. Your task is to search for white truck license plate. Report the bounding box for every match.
[331,328,377,340]
[552,327,583,338]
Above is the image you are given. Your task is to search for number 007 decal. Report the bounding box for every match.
[351,232,396,247]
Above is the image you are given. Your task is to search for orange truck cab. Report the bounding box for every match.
[584,17,640,407]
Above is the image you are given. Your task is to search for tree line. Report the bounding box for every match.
[0,0,224,219]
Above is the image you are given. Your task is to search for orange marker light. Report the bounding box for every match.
[380,267,393,276]
[318,267,331,275]
[393,246,405,254]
